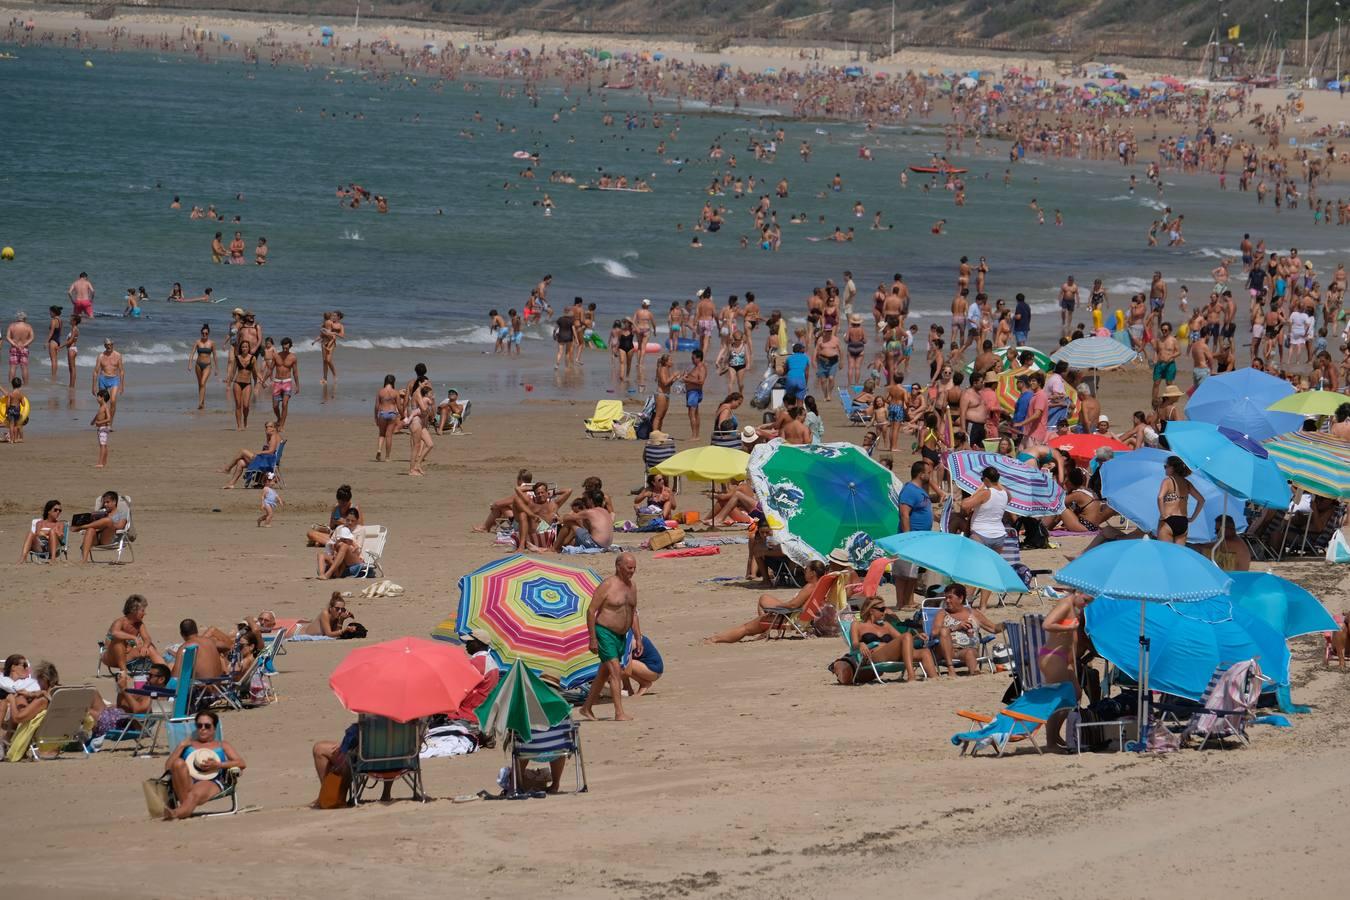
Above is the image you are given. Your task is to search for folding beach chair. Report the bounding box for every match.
[7,686,97,761]
[102,681,176,755]
[922,606,998,675]
[443,398,472,435]
[26,519,69,563]
[1156,660,1267,750]
[764,572,839,640]
[348,524,388,578]
[350,714,427,803]
[87,494,135,564]
[509,719,588,796]
[837,388,872,426]
[242,440,287,488]
[584,400,629,438]
[836,610,912,683]
[158,718,242,818]
[950,682,1077,757]
[994,529,1053,607]
[710,429,742,448]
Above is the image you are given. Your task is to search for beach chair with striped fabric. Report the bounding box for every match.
[643,436,679,492]
[764,572,839,640]
[837,388,872,426]
[1155,660,1267,749]
[350,714,427,803]
[710,429,742,449]
[509,719,587,796]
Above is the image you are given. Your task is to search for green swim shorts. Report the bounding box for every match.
[595,624,626,662]
[1152,360,1176,383]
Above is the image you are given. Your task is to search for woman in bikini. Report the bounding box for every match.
[406,382,435,476]
[709,561,826,644]
[634,472,677,521]
[1039,590,1092,689]
[1056,467,1114,532]
[1156,455,1204,544]
[228,340,260,431]
[46,306,62,381]
[652,354,675,433]
[829,597,933,684]
[18,499,65,563]
[63,314,80,389]
[189,324,217,410]
[373,374,400,462]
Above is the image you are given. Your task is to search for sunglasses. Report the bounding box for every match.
[196,722,215,730]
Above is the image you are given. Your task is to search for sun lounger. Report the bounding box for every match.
[836,609,909,683]
[242,440,287,488]
[350,714,427,803]
[764,572,839,640]
[9,686,98,761]
[837,388,872,426]
[950,682,1076,756]
[1156,660,1267,750]
[508,719,587,796]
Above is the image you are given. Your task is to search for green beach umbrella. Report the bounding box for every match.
[747,439,903,569]
[962,345,1051,377]
[598,50,613,60]
[1266,390,1348,417]
[475,658,572,745]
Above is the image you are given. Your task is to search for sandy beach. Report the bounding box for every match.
[1,366,1347,898]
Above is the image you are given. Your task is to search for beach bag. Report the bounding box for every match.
[1326,529,1350,563]
[648,526,685,551]
[142,776,171,818]
[316,771,350,809]
[811,604,839,637]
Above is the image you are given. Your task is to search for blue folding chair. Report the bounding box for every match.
[242,440,286,488]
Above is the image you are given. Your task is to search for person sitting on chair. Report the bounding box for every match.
[829,597,921,684]
[1200,514,1252,572]
[72,491,128,563]
[928,584,1004,676]
[162,710,246,820]
[705,561,826,643]
[633,473,676,521]
[221,420,281,489]
[305,485,362,547]
[316,508,364,579]
[18,499,65,563]
[172,619,229,679]
[100,594,167,672]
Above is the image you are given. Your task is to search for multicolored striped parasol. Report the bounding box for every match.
[1264,431,1350,499]
[945,450,1066,515]
[443,554,606,689]
[991,372,1080,425]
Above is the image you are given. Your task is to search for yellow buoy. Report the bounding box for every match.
[0,246,13,261]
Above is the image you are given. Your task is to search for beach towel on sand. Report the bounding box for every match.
[654,546,720,558]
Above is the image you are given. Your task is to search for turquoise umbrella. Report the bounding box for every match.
[875,531,1025,592]
[1228,571,1337,638]
[1164,420,1291,510]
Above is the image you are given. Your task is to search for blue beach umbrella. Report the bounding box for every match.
[1099,448,1247,543]
[1164,420,1291,510]
[1228,571,1337,638]
[1050,335,1137,370]
[1085,596,1290,700]
[875,531,1025,593]
[1185,368,1302,442]
[1056,538,1231,602]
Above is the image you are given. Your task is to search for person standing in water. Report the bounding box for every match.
[45,306,63,381]
[189,324,217,410]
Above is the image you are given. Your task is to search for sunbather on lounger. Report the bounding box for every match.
[831,598,935,683]
[221,420,281,489]
[929,585,1004,676]
[707,478,758,526]
[100,594,167,672]
[705,561,826,643]
[472,468,532,534]
[173,619,229,679]
[163,711,246,820]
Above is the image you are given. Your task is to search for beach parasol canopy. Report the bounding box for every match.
[1050,336,1137,370]
[875,531,1026,592]
[475,658,572,745]
[1049,432,1127,464]
[1085,596,1290,700]
[1056,537,1231,602]
[1185,368,1301,442]
[1099,448,1247,543]
[1228,571,1338,638]
[1263,431,1350,499]
[452,554,608,689]
[945,451,1065,516]
[965,345,1052,375]
[1164,420,1290,509]
[992,371,1079,424]
[652,446,748,482]
[1266,390,1348,417]
[328,637,482,723]
[747,439,903,568]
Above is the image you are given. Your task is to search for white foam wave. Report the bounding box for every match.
[1138,198,1168,211]
[1106,277,1153,294]
[340,228,363,241]
[620,250,640,260]
[1195,247,1242,259]
[587,256,636,278]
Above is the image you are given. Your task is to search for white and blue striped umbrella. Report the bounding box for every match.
[1050,336,1137,370]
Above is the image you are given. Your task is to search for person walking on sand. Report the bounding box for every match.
[682,349,707,440]
[92,338,125,423]
[580,553,641,722]
[374,374,399,462]
[266,337,300,429]
[91,390,111,468]
[188,324,217,411]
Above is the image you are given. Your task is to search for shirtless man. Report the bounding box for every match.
[92,338,125,422]
[951,288,970,348]
[782,405,811,444]
[474,468,533,533]
[694,288,717,356]
[68,272,96,318]
[1058,275,1080,336]
[535,275,554,319]
[171,619,228,679]
[228,231,246,264]
[1152,323,1181,405]
[580,553,641,722]
[633,299,655,388]
[211,232,228,264]
[5,312,34,384]
[267,337,300,428]
[1190,333,1215,388]
[553,493,614,552]
[959,375,987,446]
[512,482,571,551]
[842,270,857,318]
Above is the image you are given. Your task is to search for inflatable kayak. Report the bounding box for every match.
[909,165,968,174]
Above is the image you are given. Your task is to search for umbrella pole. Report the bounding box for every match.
[1135,600,1150,752]
[1209,494,1229,563]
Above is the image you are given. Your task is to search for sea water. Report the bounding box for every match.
[1,44,1342,427]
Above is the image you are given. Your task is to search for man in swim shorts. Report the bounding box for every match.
[92,338,125,422]
[68,271,95,318]
[6,311,33,383]
[553,492,614,552]
[683,349,706,440]
[268,337,300,429]
[580,553,640,722]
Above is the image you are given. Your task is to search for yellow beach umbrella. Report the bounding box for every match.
[652,446,748,482]
[1266,390,1348,417]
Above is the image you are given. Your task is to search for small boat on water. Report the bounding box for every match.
[909,165,968,174]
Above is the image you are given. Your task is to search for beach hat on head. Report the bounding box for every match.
[464,627,492,646]
[184,748,219,782]
[266,472,277,481]
[1161,385,1184,398]
[1099,413,1110,423]
[984,372,999,384]
[642,298,651,307]
[740,425,759,443]
[232,307,245,316]
[849,314,863,325]
[1305,261,1313,269]
[827,547,854,568]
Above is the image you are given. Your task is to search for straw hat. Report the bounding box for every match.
[648,430,670,443]
[232,307,245,316]
[984,372,1000,385]
[740,425,760,443]
[827,547,854,568]
[1161,384,1184,398]
[848,314,863,325]
[184,748,220,781]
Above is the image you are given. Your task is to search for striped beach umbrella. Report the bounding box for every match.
[962,345,1052,377]
[1050,336,1137,370]
[945,450,1065,515]
[447,554,606,689]
[1264,431,1350,499]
